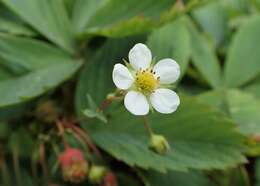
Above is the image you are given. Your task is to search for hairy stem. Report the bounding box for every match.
[143,116,154,137]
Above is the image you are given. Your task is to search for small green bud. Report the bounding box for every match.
[106,93,115,100]
[88,165,107,184]
[149,134,170,154]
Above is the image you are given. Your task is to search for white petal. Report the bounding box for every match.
[128,43,152,70]
[153,58,180,84]
[150,88,180,114]
[124,91,149,116]
[112,64,134,90]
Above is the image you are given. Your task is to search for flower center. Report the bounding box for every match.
[135,69,159,94]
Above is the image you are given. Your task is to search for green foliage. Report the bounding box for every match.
[83,94,108,123]
[147,17,191,78]
[227,90,260,135]
[75,35,246,172]
[0,34,76,72]
[192,1,228,46]
[185,17,222,88]
[224,15,260,88]
[0,34,82,107]
[0,61,81,107]
[0,0,260,185]
[245,78,260,98]
[83,96,246,172]
[2,0,75,53]
[0,3,36,36]
[144,170,214,186]
[72,0,177,38]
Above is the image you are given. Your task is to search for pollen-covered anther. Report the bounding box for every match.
[135,68,159,94]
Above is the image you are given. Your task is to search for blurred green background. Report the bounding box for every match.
[1,0,260,185]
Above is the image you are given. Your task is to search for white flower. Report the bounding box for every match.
[112,43,180,116]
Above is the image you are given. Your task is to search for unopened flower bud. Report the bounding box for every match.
[88,165,107,184]
[59,148,88,183]
[149,134,170,154]
[102,172,118,186]
[106,93,115,100]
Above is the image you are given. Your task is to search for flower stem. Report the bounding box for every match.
[61,118,103,159]
[97,99,112,112]
[143,116,154,137]
[71,125,102,159]
[97,90,125,112]
[56,120,69,149]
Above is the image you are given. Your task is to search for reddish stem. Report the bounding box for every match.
[97,90,125,112]
[61,118,102,159]
[71,125,102,159]
[97,99,113,112]
[56,120,69,149]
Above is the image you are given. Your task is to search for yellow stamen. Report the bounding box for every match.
[135,69,159,94]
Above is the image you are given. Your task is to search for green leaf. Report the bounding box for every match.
[82,94,108,123]
[2,0,75,53]
[0,3,36,36]
[143,170,215,186]
[79,97,245,171]
[84,17,159,38]
[82,96,246,172]
[73,0,176,38]
[192,2,228,46]
[83,109,108,123]
[0,34,76,73]
[0,66,13,81]
[224,15,260,87]
[117,172,142,186]
[0,17,36,36]
[185,17,222,88]
[63,0,75,17]
[196,89,226,113]
[72,0,106,33]
[147,18,191,79]
[197,89,260,136]
[227,89,260,135]
[220,0,249,18]
[244,78,260,99]
[209,166,250,186]
[0,61,81,108]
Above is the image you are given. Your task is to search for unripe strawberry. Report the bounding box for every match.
[149,134,170,154]
[88,165,107,184]
[59,148,88,183]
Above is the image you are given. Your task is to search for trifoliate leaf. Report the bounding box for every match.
[224,15,260,87]
[184,17,222,88]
